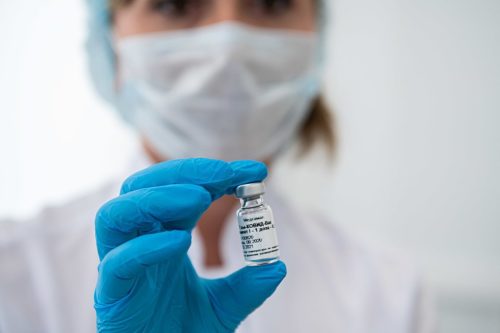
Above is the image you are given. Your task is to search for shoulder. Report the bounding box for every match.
[0,146,150,245]
[270,189,434,330]
[272,188,423,292]
[309,209,432,328]
[0,182,120,333]
[0,180,119,246]
[311,207,422,291]
[294,205,429,321]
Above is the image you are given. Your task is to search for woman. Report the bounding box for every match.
[0,0,433,332]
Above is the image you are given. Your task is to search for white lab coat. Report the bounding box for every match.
[0,150,434,333]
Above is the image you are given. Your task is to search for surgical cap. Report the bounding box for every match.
[84,0,330,106]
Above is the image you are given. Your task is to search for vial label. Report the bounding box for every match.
[238,209,280,263]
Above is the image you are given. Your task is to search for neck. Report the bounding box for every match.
[197,195,239,267]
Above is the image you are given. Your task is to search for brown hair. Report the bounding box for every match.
[108,0,336,158]
[299,96,336,158]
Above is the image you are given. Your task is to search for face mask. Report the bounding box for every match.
[115,22,320,161]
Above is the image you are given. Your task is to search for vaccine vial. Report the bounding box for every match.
[235,182,280,266]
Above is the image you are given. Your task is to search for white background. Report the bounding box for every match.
[1,0,499,331]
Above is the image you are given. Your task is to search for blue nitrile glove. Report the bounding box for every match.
[94,158,287,332]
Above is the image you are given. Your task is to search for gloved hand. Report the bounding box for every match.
[94,158,287,332]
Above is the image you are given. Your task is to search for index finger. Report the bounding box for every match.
[120,158,268,199]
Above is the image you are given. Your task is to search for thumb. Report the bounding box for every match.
[203,261,287,331]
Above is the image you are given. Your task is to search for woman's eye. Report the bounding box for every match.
[254,0,293,15]
[150,0,199,17]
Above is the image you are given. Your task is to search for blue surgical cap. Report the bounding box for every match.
[84,0,330,106]
[85,0,116,105]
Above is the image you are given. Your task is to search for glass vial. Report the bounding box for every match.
[235,182,280,266]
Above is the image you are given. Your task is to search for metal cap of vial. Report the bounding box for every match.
[235,182,266,199]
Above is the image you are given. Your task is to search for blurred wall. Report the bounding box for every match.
[0,0,137,220]
[1,0,499,332]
